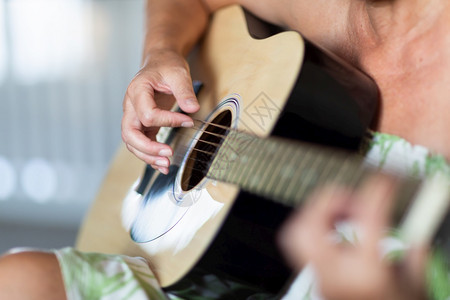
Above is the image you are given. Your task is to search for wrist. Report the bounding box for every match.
[141,46,182,69]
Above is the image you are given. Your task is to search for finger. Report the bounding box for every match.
[132,85,195,128]
[354,174,398,256]
[304,186,354,258]
[125,144,170,175]
[165,70,200,113]
[121,106,173,157]
[124,127,173,158]
[304,185,354,237]
[280,185,352,268]
[278,208,308,270]
[402,244,428,298]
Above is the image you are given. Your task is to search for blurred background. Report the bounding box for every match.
[0,0,144,252]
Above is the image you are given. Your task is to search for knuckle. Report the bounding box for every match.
[125,143,133,153]
[121,120,132,140]
[159,113,177,128]
[125,86,133,100]
[140,111,155,127]
[178,86,194,97]
[126,78,140,94]
[121,130,129,143]
[169,118,180,128]
[175,65,189,76]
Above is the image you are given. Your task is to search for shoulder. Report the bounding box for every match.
[204,0,356,56]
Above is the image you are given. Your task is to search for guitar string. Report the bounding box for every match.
[148,140,238,175]
[155,122,340,179]
[154,121,236,165]
[151,123,249,176]
[159,119,257,163]
[182,124,408,179]
[180,122,355,168]
[165,150,233,177]
[193,118,233,131]
[152,125,392,196]
[153,115,293,180]
[153,121,424,211]
[152,130,233,167]
[168,134,375,186]
[157,120,334,182]
[155,117,253,158]
[180,123,257,161]
[172,132,241,164]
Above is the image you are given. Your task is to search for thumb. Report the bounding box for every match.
[166,72,200,113]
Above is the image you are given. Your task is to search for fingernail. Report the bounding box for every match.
[181,121,194,127]
[155,159,169,167]
[185,99,198,107]
[158,167,168,175]
[158,149,172,157]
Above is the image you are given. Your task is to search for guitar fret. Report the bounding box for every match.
[284,147,316,204]
[334,156,356,185]
[315,152,354,187]
[346,159,366,186]
[240,138,269,191]
[222,132,246,183]
[270,146,300,203]
[294,147,324,203]
[278,147,307,205]
[237,135,262,187]
[208,130,386,208]
[310,153,334,189]
[258,142,285,199]
[268,147,299,203]
[257,140,281,196]
[253,138,280,192]
[215,131,251,183]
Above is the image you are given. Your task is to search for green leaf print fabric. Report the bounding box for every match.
[55,248,168,300]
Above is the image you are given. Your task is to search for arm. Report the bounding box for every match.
[122,0,352,173]
[121,0,211,174]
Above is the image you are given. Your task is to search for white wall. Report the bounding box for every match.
[0,0,144,252]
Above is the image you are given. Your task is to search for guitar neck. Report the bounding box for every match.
[207,130,419,220]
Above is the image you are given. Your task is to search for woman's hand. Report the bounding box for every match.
[279,176,429,300]
[121,49,200,174]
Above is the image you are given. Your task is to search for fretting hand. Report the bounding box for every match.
[279,176,429,300]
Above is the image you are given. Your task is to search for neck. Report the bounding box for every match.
[346,0,450,161]
[364,0,445,42]
[358,0,449,82]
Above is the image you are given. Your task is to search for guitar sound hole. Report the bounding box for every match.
[181,110,232,191]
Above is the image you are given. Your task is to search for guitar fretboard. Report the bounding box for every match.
[207,130,367,206]
[207,130,422,224]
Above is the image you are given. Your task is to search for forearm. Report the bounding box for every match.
[142,0,210,62]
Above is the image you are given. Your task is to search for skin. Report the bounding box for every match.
[121,0,450,175]
[118,1,448,297]
[119,0,447,297]
[0,251,66,300]
[0,0,447,298]
[278,176,429,300]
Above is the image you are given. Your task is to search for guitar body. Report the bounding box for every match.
[77,5,378,294]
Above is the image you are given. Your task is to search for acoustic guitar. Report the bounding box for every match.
[77,5,449,295]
